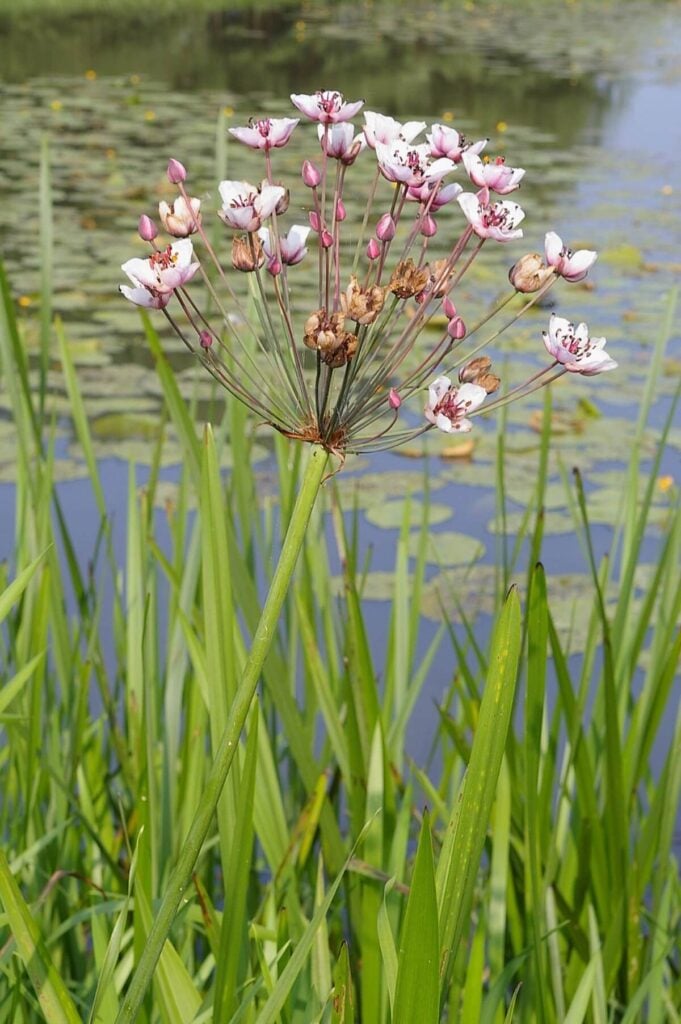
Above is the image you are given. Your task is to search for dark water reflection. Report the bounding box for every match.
[0,3,624,147]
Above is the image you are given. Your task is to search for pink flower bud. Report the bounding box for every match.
[421,214,437,237]
[321,229,334,249]
[302,160,322,187]
[267,256,282,276]
[366,238,380,260]
[167,158,187,184]
[388,388,401,410]
[335,198,346,222]
[309,210,321,233]
[415,290,428,305]
[447,316,466,340]
[442,296,457,318]
[376,213,396,242]
[199,330,213,349]
[138,214,158,242]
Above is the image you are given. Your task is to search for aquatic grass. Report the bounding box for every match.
[1,249,680,1021]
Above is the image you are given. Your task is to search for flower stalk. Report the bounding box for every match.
[115,444,328,1024]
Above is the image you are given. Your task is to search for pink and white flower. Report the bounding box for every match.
[120,239,199,309]
[363,111,426,149]
[542,314,617,375]
[291,90,364,125]
[458,191,524,242]
[158,195,201,237]
[218,180,285,232]
[425,376,487,433]
[229,117,299,151]
[545,231,597,282]
[317,123,365,164]
[407,180,463,209]
[375,140,455,187]
[257,224,310,267]
[462,151,525,194]
[428,124,487,163]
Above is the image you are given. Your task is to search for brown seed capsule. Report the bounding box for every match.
[303,308,346,354]
[389,259,430,299]
[476,373,501,394]
[459,356,500,393]
[232,234,264,272]
[459,356,493,383]
[428,258,454,297]
[341,275,386,325]
[322,331,358,368]
[508,252,555,293]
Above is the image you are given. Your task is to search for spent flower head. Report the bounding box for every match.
[120,94,615,460]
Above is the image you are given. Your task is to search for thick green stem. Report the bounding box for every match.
[115,445,328,1024]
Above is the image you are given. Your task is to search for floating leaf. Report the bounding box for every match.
[365,499,452,530]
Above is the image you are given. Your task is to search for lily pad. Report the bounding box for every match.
[365,499,452,530]
[407,530,485,566]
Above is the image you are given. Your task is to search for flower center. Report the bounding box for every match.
[317,91,342,114]
[434,387,474,422]
[149,245,177,270]
[482,203,513,229]
[256,118,272,136]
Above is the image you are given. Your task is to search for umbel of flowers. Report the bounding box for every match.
[121,90,616,459]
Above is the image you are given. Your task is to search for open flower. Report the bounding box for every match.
[317,123,365,164]
[257,224,310,267]
[458,191,524,242]
[158,195,201,237]
[229,116,299,151]
[291,90,364,124]
[120,239,199,308]
[375,140,455,187]
[218,180,286,232]
[407,180,462,209]
[545,231,598,282]
[542,314,617,374]
[425,376,487,433]
[428,123,487,163]
[363,111,426,149]
[462,152,525,194]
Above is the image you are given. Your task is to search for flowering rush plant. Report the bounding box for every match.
[121,89,616,461]
[115,92,619,1018]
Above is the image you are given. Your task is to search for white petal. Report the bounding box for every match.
[121,256,155,288]
[120,285,157,308]
[229,126,264,148]
[170,238,194,268]
[457,383,487,412]
[544,231,563,266]
[290,93,321,119]
[563,248,597,280]
[457,192,483,227]
[219,180,256,206]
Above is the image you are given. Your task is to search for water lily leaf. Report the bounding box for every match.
[600,243,644,271]
[91,412,163,440]
[407,530,485,566]
[365,499,452,529]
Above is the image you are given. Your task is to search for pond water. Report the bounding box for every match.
[0,1,680,757]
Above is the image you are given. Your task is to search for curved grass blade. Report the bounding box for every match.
[0,850,81,1024]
